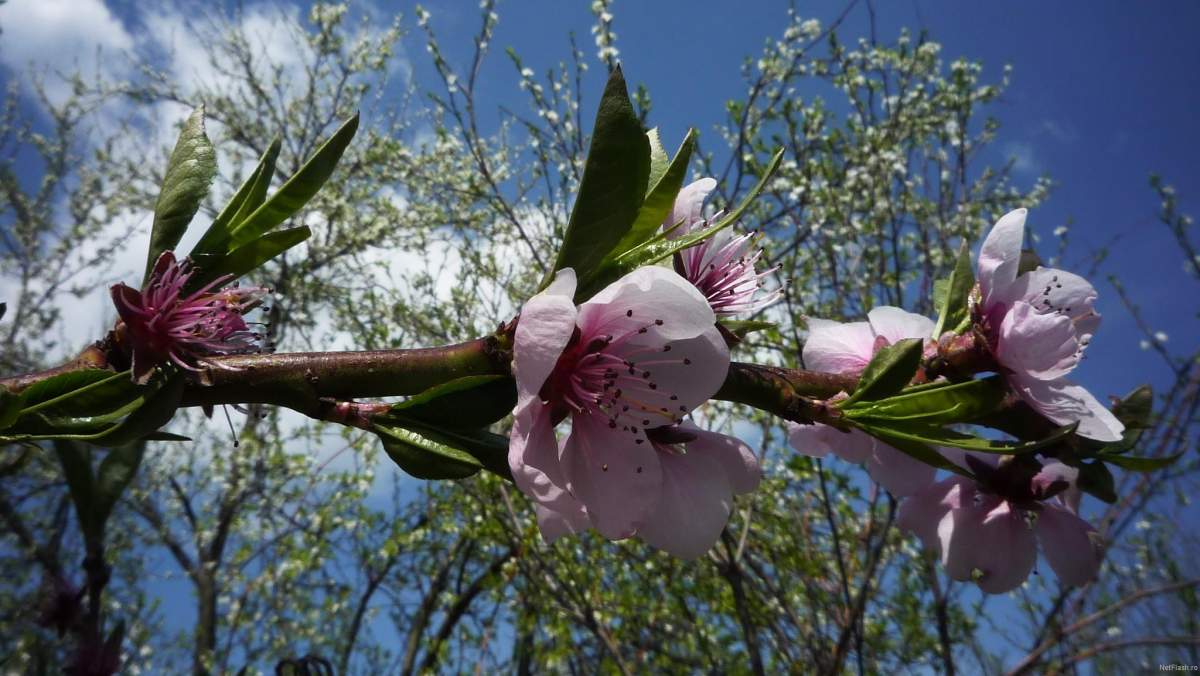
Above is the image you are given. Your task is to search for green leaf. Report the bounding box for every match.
[1077,459,1116,503]
[90,376,184,447]
[0,387,22,430]
[18,371,140,422]
[541,66,650,293]
[191,138,282,257]
[1099,451,1184,472]
[226,114,359,250]
[194,226,311,285]
[854,419,1078,455]
[53,440,99,542]
[931,241,974,337]
[92,442,145,537]
[20,369,118,408]
[840,338,923,407]
[718,319,776,341]
[374,423,485,480]
[610,128,697,256]
[146,106,217,282]
[859,431,971,477]
[1112,384,1153,429]
[582,147,783,297]
[645,128,670,193]
[388,375,516,429]
[842,376,1006,425]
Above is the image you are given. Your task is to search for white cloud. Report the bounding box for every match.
[0,0,133,102]
[1004,141,1042,177]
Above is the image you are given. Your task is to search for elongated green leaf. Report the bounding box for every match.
[1077,459,1116,503]
[840,338,923,407]
[91,376,184,447]
[855,419,1077,455]
[19,369,118,408]
[389,375,516,429]
[226,114,359,250]
[191,137,282,256]
[194,226,311,286]
[92,442,145,534]
[719,319,776,341]
[1099,451,1184,472]
[18,371,139,421]
[541,66,650,292]
[931,241,974,337]
[843,376,1006,425]
[866,433,971,477]
[146,107,217,281]
[1112,385,1153,429]
[53,440,99,541]
[580,147,784,299]
[611,129,697,254]
[0,387,21,430]
[374,423,484,480]
[645,128,670,192]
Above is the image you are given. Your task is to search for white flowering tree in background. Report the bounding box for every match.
[0,2,1196,674]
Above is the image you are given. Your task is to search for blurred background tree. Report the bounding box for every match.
[0,1,1195,673]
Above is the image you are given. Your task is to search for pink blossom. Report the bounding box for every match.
[111,251,268,383]
[976,209,1124,442]
[666,178,781,317]
[786,306,937,496]
[509,266,760,557]
[897,453,1101,593]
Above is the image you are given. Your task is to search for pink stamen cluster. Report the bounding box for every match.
[676,229,782,317]
[111,251,270,383]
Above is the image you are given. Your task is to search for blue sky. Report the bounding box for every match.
[1,0,1197,668]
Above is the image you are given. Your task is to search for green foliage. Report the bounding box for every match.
[54,440,146,546]
[843,375,1006,425]
[387,375,516,429]
[931,242,975,337]
[610,128,696,255]
[188,113,360,288]
[147,107,217,282]
[841,337,924,406]
[542,66,650,297]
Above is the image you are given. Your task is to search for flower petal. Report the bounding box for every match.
[802,319,875,375]
[978,208,1027,305]
[786,422,872,463]
[562,415,663,539]
[577,266,717,343]
[1036,504,1101,587]
[508,402,568,501]
[1010,267,1099,332]
[997,300,1080,380]
[535,497,590,544]
[939,499,1037,594]
[636,444,734,559]
[867,306,935,344]
[665,177,717,236]
[865,442,937,497]
[896,477,971,549]
[513,268,578,404]
[609,328,729,416]
[1013,375,1125,442]
[684,425,761,495]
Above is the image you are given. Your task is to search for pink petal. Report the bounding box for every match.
[665,177,717,235]
[897,477,970,549]
[939,499,1037,594]
[535,497,590,543]
[865,442,937,497]
[683,425,761,495]
[997,300,1080,380]
[1013,375,1125,442]
[978,208,1027,306]
[786,423,872,463]
[577,266,717,343]
[608,329,729,415]
[636,444,734,559]
[508,402,568,502]
[1010,267,1099,333]
[802,319,875,375]
[867,306,935,344]
[513,268,578,404]
[1035,504,1101,587]
[561,415,663,539]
